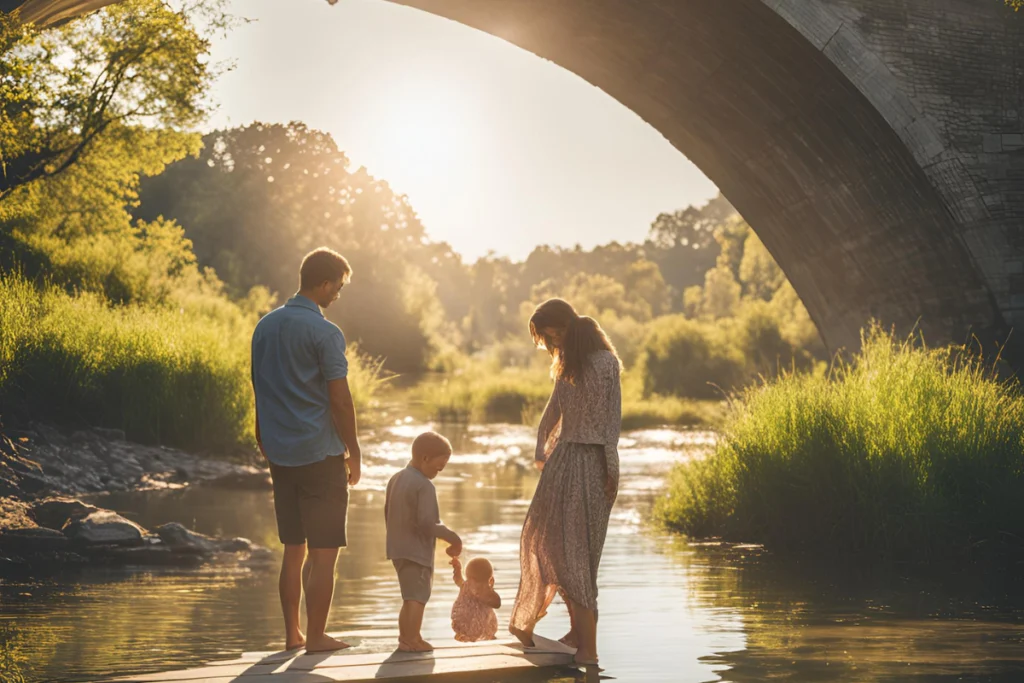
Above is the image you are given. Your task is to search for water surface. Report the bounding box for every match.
[3,423,1024,682]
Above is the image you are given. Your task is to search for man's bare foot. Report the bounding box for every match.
[573,650,600,668]
[509,626,535,648]
[304,634,351,653]
[558,630,578,649]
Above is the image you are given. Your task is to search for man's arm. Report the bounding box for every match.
[328,378,361,486]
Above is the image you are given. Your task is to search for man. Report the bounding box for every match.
[251,247,361,653]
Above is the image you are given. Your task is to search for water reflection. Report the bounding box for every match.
[2,424,1024,682]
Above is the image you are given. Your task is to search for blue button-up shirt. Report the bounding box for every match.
[251,295,348,467]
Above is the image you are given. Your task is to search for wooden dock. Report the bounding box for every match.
[107,634,578,682]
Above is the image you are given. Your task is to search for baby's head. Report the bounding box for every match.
[465,557,494,585]
[411,431,452,480]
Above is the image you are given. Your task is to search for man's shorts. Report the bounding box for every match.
[269,455,348,548]
[392,559,433,604]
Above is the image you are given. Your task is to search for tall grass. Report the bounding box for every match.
[656,325,1024,563]
[0,274,389,452]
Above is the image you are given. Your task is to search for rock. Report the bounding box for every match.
[154,522,254,555]
[92,427,126,442]
[63,510,145,546]
[216,537,254,553]
[154,522,217,554]
[0,527,69,552]
[31,498,99,530]
[31,423,67,447]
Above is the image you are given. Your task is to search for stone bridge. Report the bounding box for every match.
[8,0,1024,363]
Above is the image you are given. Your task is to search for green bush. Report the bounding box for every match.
[638,315,745,399]
[656,325,1024,563]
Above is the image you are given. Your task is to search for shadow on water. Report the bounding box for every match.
[3,423,1024,682]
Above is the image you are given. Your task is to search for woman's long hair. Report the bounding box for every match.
[529,298,621,383]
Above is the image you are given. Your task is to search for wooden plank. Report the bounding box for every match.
[108,635,575,683]
[222,637,527,666]
[109,652,572,682]
[205,636,569,669]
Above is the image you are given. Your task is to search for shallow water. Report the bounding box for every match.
[3,423,1024,682]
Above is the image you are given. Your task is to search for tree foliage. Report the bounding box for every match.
[0,0,225,201]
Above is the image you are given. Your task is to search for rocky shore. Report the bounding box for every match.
[0,423,274,571]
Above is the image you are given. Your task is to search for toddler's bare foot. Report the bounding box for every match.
[558,630,578,649]
[398,638,434,652]
[305,634,351,653]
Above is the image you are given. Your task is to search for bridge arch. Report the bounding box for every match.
[391,0,1024,361]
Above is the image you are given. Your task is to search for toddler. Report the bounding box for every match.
[385,431,462,652]
[450,556,501,642]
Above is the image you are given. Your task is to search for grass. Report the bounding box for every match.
[0,273,389,453]
[622,396,725,430]
[415,352,724,429]
[417,367,552,424]
[655,325,1024,563]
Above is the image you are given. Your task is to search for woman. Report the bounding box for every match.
[510,298,622,668]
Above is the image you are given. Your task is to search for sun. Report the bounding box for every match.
[364,76,475,197]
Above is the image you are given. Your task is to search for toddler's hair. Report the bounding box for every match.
[412,431,452,460]
[465,557,493,583]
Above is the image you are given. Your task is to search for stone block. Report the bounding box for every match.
[983,134,1003,153]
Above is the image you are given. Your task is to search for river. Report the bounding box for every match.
[2,422,1024,682]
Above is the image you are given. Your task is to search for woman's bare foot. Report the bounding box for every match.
[285,634,306,651]
[304,634,351,654]
[509,626,535,648]
[558,630,578,649]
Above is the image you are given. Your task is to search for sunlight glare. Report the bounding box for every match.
[363,74,474,198]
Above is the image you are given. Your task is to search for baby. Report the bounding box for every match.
[450,556,501,642]
[385,431,462,652]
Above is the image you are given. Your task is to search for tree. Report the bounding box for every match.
[739,230,784,301]
[137,122,449,370]
[702,265,741,319]
[0,1,234,305]
[0,0,227,201]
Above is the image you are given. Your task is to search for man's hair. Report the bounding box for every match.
[412,431,452,461]
[300,248,352,290]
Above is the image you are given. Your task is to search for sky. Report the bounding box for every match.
[206,0,718,262]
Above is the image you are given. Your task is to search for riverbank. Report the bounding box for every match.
[0,421,273,571]
[0,421,269,500]
[656,327,1024,564]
